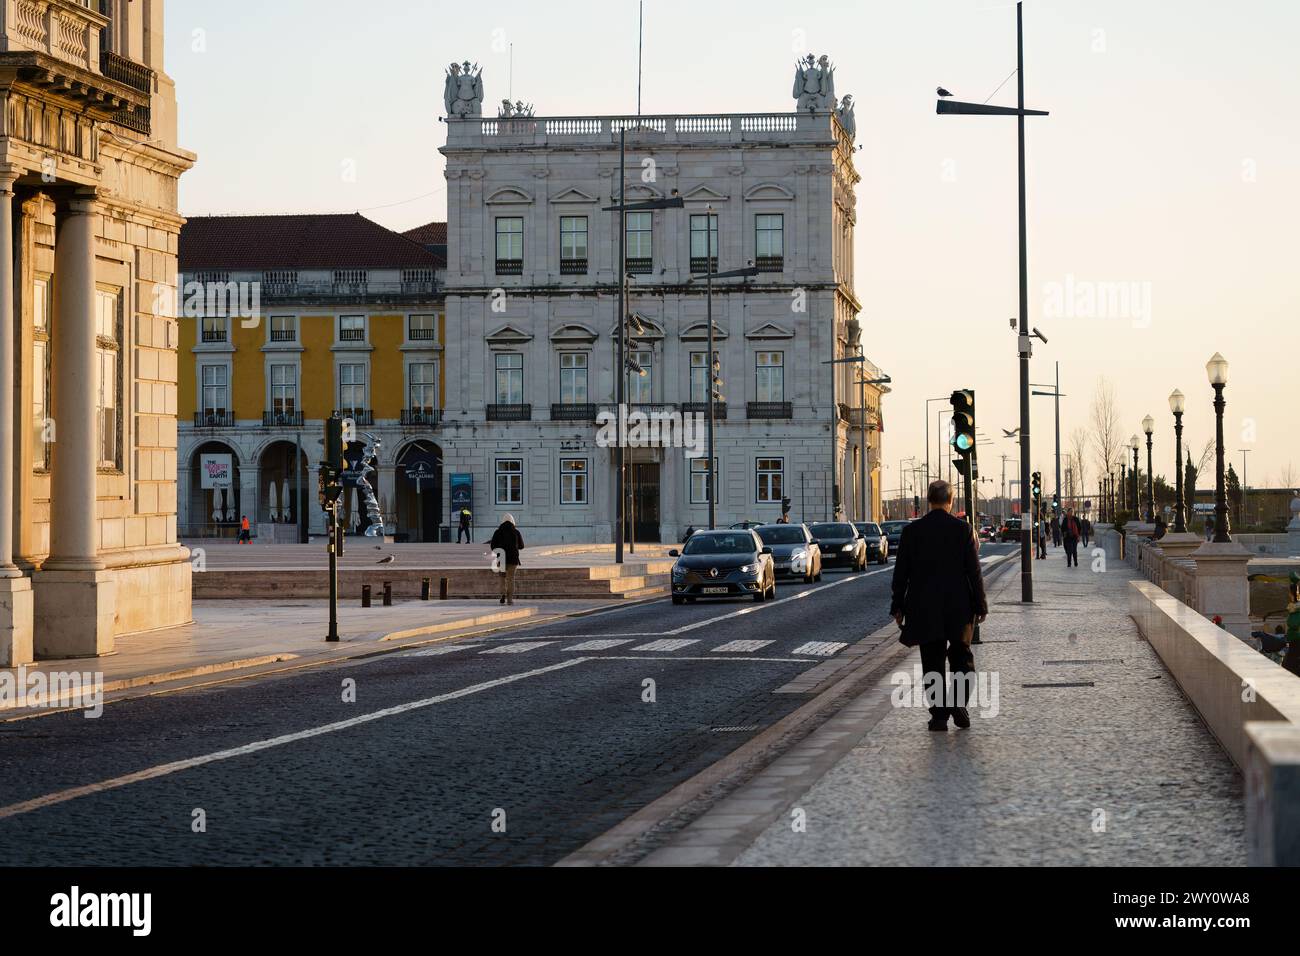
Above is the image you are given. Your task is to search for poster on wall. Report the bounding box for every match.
[450,474,473,513]
[200,453,233,490]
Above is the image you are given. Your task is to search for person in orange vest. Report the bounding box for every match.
[238,515,251,544]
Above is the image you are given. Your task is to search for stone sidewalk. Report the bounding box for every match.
[642,546,1246,866]
[0,597,615,715]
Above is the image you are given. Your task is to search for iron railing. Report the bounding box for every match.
[747,401,793,420]
[551,403,598,421]
[194,411,234,428]
[487,404,532,421]
[401,409,442,426]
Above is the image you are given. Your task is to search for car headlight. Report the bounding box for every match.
[841,543,855,552]
[738,564,757,574]
[671,565,686,580]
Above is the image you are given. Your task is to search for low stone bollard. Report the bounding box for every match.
[1245,722,1300,866]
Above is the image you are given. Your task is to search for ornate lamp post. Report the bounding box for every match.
[1206,352,1231,543]
[1142,414,1155,522]
[1130,435,1141,521]
[1169,389,1186,532]
[1120,462,1127,513]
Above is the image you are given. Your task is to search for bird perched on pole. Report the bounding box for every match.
[936,86,954,98]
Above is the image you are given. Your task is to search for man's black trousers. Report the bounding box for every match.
[1064,537,1079,566]
[919,634,975,719]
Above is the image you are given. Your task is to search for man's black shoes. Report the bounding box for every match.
[952,707,971,729]
[927,717,948,732]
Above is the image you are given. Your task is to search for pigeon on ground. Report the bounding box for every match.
[377,555,396,565]
[936,86,953,98]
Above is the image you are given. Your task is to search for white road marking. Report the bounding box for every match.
[480,641,556,654]
[564,639,635,651]
[792,641,848,657]
[407,645,474,657]
[712,640,775,653]
[631,639,700,652]
[667,566,891,635]
[0,658,588,822]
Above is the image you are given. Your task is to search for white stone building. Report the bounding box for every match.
[438,100,886,544]
[1,0,194,664]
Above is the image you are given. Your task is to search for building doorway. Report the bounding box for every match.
[631,462,661,542]
[187,441,241,538]
[259,440,308,530]
[395,440,443,542]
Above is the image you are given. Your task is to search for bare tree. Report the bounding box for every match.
[1069,426,1089,503]
[1195,437,1215,475]
[1280,461,1298,491]
[1089,378,1124,487]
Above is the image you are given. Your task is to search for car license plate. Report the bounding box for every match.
[702,586,729,595]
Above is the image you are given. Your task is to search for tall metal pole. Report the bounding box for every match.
[1145,430,1155,522]
[1213,384,1230,542]
[1173,410,1186,532]
[615,128,626,561]
[326,500,339,642]
[1132,444,1140,520]
[858,356,867,521]
[1053,361,1061,511]
[1016,1,1033,601]
[706,225,716,530]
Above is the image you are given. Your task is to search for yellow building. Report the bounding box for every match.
[177,214,448,541]
[1,0,195,664]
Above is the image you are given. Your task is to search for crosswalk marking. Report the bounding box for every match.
[408,645,472,657]
[631,638,700,652]
[792,641,848,657]
[564,639,635,652]
[712,639,775,653]
[480,641,556,654]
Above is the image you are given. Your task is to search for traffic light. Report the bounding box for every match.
[324,416,345,471]
[953,458,970,479]
[950,389,976,455]
[1031,471,1042,498]
[781,496,792,517]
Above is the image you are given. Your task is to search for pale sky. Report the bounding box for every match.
[166,0,1300,495]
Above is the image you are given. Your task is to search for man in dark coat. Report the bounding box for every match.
[890,480,989,731]
[1061,507,1082,568]
[489,514,524,605]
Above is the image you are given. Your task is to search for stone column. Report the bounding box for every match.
[0,166,34,665]
[1189,538,1254,639]
[35,189,116,657]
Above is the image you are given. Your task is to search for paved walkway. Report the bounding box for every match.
[0,598,616,713]
[183,540,675,571]
[642,546,1246,866]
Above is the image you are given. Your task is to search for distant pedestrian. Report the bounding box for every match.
[1081,515,1092,548]
[490,514,524,605]
[238,515,251,544]
[457,507,472,544]
[1061,507,1082,568]
[684,525,697,542]
[776,513,791,524]
[1153,514,1167,540]
[1204,514,1215,541]
[889,480,988,732]
[1051,513,1062,547]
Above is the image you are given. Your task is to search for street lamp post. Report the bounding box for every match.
[1169,389,1186,532]
[937,0,1049,603]
[1130,435,1141,523]
[602,138,684,560]
[689,258,758,530]
[1207,353,1231,542]
[1120,462,1127,514]
[1142,414,1155,523]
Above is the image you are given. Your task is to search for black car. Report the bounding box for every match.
[999,517,1022,542]
[881,519,911,556]
[853,522,889,564]
[668,529,777,604]
[756,523,823,583]
[807,522,869,571]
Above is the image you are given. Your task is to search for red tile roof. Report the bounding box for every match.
[179,213,444,271]
[403,221,447,246]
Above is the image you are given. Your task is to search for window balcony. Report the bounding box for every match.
[487,403,532,422]
[408,326,439,341]
[681,401,727,420]
[560,258,588,275]
[401,409,442,427]
[551,403,598,422]
[269,329,296,342]
[747,401,792,420]
[338,328,366,342]
[201,328,228,343]
[755,255,784,273]
[334,409,373,426]
[263,410,303,427]
[689,256,719,275]
[194,411,234,428]
[626,257,653,275]
[495,259,523,276]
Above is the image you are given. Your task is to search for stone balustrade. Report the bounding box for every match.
[1,0,107,74]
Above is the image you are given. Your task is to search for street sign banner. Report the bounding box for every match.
[200,453,233,490]
[451,474,473,512]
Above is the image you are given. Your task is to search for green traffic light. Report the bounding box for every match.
[955,434,974,452]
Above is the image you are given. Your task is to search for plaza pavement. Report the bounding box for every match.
[637,542,1247,866]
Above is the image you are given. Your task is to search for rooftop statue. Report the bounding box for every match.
[793,54,836,112]
[837,93,857,140]
[444,61,484,117]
